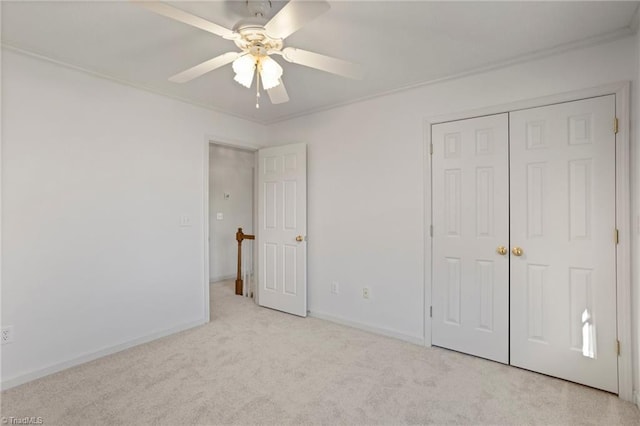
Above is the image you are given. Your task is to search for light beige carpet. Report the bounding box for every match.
[1,280,639,425]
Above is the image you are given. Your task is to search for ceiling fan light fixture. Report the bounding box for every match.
[234,71,254,88]
[140,0,362,107]
[259,56,283,90]
[232,54,257,88]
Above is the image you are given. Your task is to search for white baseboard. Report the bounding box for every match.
[209,274,235,283]
[308,310,425,346]
[0,319,205,391]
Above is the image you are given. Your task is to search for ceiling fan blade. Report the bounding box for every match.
[132,1,236,39]
[267,80,290,104]
[169,52,240,83]
[281,47,363,80]
[264,0,330,40]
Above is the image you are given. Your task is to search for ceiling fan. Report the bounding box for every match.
[134,0,363,108]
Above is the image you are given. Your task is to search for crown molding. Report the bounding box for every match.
[3,22,635,127]
[0,42,269,126]
[268,25,635,125]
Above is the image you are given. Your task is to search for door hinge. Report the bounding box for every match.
[430,143,433,156]
[430,225,433,237]
[616,340,621,356]
[614,117,619,134]
[614,228,619,245]
[430,306,433,318]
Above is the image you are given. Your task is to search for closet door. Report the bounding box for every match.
[509,95,618,393]
[432,114,509,364]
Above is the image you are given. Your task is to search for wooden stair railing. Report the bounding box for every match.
[235,227,255,295]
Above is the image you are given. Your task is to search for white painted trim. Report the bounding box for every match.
[269,27,635,125]
[422,121,432,348]
[203,140,211,323]
[209,274,236,284]
[427,81,632,125]
[0,319,205,391]
[205,133,261,152]
[252,153,260,306]
[0,44,267,126]
[423,81,633,402]
[3,26,635,126]
[308,311,425,346]
[614,83,634,402]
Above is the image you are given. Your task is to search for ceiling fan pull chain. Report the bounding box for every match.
[255,62,261,109]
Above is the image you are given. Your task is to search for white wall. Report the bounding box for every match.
[0,49,266,388]
[208,145,255,282]
[268,35,639,381]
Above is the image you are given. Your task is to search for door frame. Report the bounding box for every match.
[423,81,632,401]
[202,135,260,323]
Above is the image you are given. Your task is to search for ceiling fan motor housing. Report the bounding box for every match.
[233,22,283,55]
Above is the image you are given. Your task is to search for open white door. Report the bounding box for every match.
[431,113,510,363]
[509,95,618,393]
[257,143,307,317]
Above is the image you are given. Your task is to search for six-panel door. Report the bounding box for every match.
[431,113,510,364]
[258,143,307,317]
[509,95,618,393]
[431,96,618,393]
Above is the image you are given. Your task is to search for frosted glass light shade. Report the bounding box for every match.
[232,55,256,88]
[259,56,283,90]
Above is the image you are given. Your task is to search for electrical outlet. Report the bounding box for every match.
[1,326,14,345]
[362,287,370,299]
[331,281,339,294]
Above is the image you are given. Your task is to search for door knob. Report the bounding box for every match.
[496,246,508,256]
[512,247,524,256]
[295,235,304,242]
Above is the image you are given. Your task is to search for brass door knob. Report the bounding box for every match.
[295,235,304,242]
[496,246,508,256]
[512,247,524,257]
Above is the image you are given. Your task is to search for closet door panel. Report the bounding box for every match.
[432,114,509,364]
[509,95,618,393]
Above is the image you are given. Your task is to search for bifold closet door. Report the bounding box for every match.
[431,113,509,364]
[509,95,618,393]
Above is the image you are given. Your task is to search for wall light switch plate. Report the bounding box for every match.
[216,213,224,220]
[1,326,14,345]
[179,215,192,227]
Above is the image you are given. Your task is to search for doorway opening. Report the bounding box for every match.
[208,143,257,319]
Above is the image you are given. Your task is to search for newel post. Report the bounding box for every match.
[235,227,255,295]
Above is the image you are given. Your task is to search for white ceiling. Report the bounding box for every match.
[2,1,639,124]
